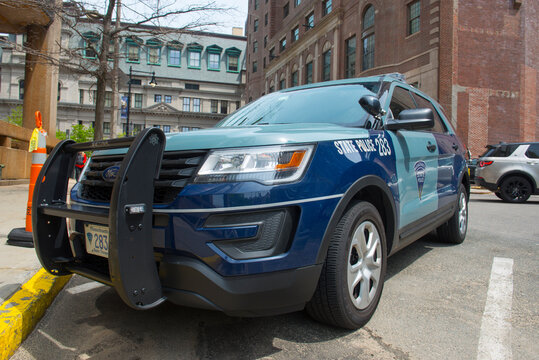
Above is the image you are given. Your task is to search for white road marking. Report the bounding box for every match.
[477,257,513,360]
[38,330,77,351]
[66,281,105,295]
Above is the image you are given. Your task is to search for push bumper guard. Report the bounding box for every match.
[32,128,166,309]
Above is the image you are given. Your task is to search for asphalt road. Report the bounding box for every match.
[11,193,539,360]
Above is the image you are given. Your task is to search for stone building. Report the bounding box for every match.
[0,23,246,137]
[245,0,538,156]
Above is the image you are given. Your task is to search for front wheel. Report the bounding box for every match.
[499,176,531,203]
[306,202,387,329]
[437,183,468,244]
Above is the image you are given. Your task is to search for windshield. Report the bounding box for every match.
[217,83,380,128]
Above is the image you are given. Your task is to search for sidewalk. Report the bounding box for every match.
[0,184,70,360]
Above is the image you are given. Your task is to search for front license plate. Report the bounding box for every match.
[84,223,109,258]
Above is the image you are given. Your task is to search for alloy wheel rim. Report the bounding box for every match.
[347,220,382,310]
[505,179,529,201]
[458,191,467,235]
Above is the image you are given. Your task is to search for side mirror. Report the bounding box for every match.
[384,108,434,131]
[359,95,382,117]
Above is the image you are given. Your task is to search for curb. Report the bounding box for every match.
[0,269,71,360]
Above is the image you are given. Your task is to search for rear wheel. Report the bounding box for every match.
[494,191,503,200]
[437,183,468,244]
[306,202,387,329]
[499,176,531,203]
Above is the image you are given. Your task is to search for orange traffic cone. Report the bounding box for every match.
[7,111,47,247]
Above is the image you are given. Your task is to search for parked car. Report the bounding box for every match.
[474,142,539,202]
[32,74,469,330]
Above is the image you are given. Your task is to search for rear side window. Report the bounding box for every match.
[485,144,519,157]
[525,144,539,159]
[389,86,416,118]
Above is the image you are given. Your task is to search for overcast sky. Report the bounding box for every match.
[82,0,249,35]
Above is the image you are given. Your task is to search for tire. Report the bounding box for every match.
[499,176,531,203]
[494,191,503,200]
[306,202,387,329]
[437,183,468,244]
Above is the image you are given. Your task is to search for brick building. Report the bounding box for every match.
[245,0,538,156]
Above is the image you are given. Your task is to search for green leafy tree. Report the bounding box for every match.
[2,105,23,126]
[70,124,95,143]
[56,130,67,140]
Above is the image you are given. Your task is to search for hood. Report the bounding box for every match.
[164,123,370,151]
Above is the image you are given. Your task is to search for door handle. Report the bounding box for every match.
[452,143,459,151]
[427,142,437,152]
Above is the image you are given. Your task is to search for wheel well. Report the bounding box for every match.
[350,185,396,254]
[497,171,537,190]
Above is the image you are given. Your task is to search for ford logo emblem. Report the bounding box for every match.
[102,166,120,182]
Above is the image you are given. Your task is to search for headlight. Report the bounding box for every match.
[195,145,314,185]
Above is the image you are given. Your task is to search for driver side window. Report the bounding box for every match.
[389,86,416,119]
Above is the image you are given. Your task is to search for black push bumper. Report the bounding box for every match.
[32,128,166,309]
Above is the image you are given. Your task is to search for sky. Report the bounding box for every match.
[82,0,249,35]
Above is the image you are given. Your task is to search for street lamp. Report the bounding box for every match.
[126,65,157,136]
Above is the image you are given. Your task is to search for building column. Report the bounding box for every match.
[22,8,61,135]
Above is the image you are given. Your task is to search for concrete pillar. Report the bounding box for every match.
[22,7,61,135]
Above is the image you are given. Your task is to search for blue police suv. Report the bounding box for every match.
[33,74,469,329]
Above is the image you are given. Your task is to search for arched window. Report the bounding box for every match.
[362,5,375,71]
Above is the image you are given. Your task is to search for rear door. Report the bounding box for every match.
[524,144,539,190]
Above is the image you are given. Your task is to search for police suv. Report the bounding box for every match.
[33,74,469,329]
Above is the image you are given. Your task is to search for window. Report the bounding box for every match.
[283,2,289,18]
[221,100,228,114]
[264,13,268,26]
[280,79,286,90]
[153,125,160,129]
[253,61,258,73]
[185,83,200,90]
[154,94,162,103]
[79,89,84,104]
[254,0,259,10]
[253,41,258,53]
[345,36,356,78]
[525,144,539,159]
[82,32,98,59]
[263,57,266,68]
[57,82,61,101]
[362,6,375,71]
[305,12,314,29]
[181,126,191,132]
[305,62,313,84]
[134,94,142,108]
[226,47,241,72]
[292,27,299,42]
[105,91,112,107]
[163,125,171,133]
[264,35,268,48]
[168,48,181,66]
[291,71,298,87]
[254,19,259,32]
[408,1,421,35]
[322,49,331,81]
[133,124,142,135]
[147,43,161,65]
[411,92,447,133]
[103,122,110,135]
[183,97,190,111]
[126,37,141,63]
[389,87,416,119]
[295,0,301,7]
[193,98,201,112]
[164,95,172,103]
[208,53,220,70]
[188,50,201,68]
[235,101,241,111]
[280,38,286,52]
[18,79,25,100]
[269,85,275,93]
[211,99,218,113]
[323,0,332,16]
[269,47,275,60]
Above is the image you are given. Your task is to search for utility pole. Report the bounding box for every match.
[110,0,121,138]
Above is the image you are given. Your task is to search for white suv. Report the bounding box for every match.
[475,142,539,202]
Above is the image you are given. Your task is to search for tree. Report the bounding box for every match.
[1,0,230,140]
[56,124,94,142]
[2,105,23,126]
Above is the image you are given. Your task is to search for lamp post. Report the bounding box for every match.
[126,65,157,136]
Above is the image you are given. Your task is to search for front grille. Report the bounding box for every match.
[79,150,207,204]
